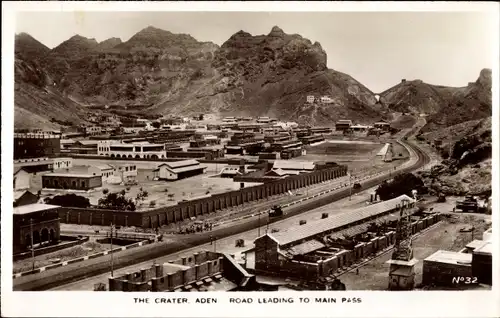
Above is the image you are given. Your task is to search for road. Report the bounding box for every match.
[13,124,430,291]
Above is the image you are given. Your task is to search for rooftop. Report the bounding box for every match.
[159,159,200,169]
[267,195,415,246]
[473,241,492,256]
[43,172,98,178]
[425,250,472,265]
[14,203,60,215]
[273,160,315,171]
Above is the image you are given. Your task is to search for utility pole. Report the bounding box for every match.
[213,236,217,253]
[348,171,352,201]
[110,223,114,277]
[30,218,35,271]
[258,212,261,237]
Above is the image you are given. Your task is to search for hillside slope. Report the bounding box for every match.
[380,69,492,132]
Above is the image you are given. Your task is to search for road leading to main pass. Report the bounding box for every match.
[13,127,430,291]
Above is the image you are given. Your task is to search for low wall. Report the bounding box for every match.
[59,165,348,229]
[13,236,90,261]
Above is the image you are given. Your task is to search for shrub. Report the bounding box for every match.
[98,191,136,211]
[149,201,156,207]
[376,173,427,201]
[45,194,91,208]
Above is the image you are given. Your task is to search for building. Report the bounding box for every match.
[13,167,31,191]
[299,135,325,145]
[309,127,332,134]
[306,95,315,103]
[335,120,353,131]
[78,125,103,136]
[14,190,39,207]
[97,141,166,159]
[350,125,371,132]
[14,157,73,174]
[42,172,102,190]
[247,195,416,278]
[58,164,115,183]
[14,131,61,159]
[272,160,316,173]
[219,165,246,178]
[422,250,473,287]
[257,117,271,124]
[13,203,61,254]
[320,96,334,104]
[374,121,391,131]
[67,140,99,155]
[223,116,237,123]
[153,160,206,181]
[472,241,492,285]
[108,251,258,292]
[112,164,138,184]
[60,139,77,150]
[270,139,303,152]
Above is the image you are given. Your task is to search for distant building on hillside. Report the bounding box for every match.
[306,95,315,103]
[320,96,334,104]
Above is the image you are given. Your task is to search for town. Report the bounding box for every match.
[12,103,492,293]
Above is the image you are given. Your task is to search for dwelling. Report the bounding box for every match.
[13,167,31,191]
[320,96,334,104]
[13,203,61,254]
[300,135,325,145]
[60,139,77,150]
[112,164,138,184]
[108,251,259,292]
[422,250,473,287]
[14,131,61,159]
[42,172,102,190]
[264,168,300,178]
[374,121,391,131]
[309,127,332,134]
[14,157,73,174]
[306,95,315,103]
[67,140,99,154]
[14,190,39,207]
[270,139,303,152]
[246,195,416,278]
[98,140,166,159]
[223,117,237,123]
[153,160,206,181]
[78,125,103,136]
[272,160,316,173]
[62,164,115,183]
[335,120,353,131]
[257,117,271,124]
[350,125,371,132]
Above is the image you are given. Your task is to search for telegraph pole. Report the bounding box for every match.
[30,218,35,271]
[258,212,261,237]
[348,171,352,201]
[110,223,114,277]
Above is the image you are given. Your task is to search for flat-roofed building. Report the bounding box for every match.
[153,160,206,181]
[422,250,473,287]
[257,117,271,123]
[14,131,61,160]
[374,121,391,131]
[97,140,166,159]
[13,203,61,254]
[472,241,492,285]
[273,160,316,173]
[42,172,102,190]
[335,120,353,131]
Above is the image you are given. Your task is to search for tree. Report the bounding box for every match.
[45,194,91,208]
[102,188,109,195]
[149,201,156,208]
[135,187,149,205]
[152,121,161,129]
[98,191,136,211]
[376,173,426,201]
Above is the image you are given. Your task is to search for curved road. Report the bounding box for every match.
[13,123,430,291]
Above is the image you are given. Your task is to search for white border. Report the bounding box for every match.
[2,2,499,317]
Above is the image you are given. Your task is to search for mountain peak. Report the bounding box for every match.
[15,32,50,59]
[118,26,201,50]
[51,34,98,56]
[269,26,285,37]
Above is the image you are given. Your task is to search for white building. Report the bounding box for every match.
[320,96,334,104]
[153,160,206,181]
[97,141,166,159]
[306,95,315,103]
[112,164,138,184]
[13,167,31,191]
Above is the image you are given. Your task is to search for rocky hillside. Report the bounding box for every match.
[417,117,492,196]
[14,26,388,128]
[380,69,492,132]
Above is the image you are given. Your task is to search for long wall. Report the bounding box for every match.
[58,165,347,229]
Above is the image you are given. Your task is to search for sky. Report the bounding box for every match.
[15,10,496,93]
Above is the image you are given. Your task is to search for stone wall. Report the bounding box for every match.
[59,165,347,229]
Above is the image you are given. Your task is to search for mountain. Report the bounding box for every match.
[96,37,122,51]
[13,26,388,128]
[15,33,50,60]
[380,69,492,132]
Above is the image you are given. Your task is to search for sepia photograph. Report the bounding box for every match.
[1,1,499,317]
